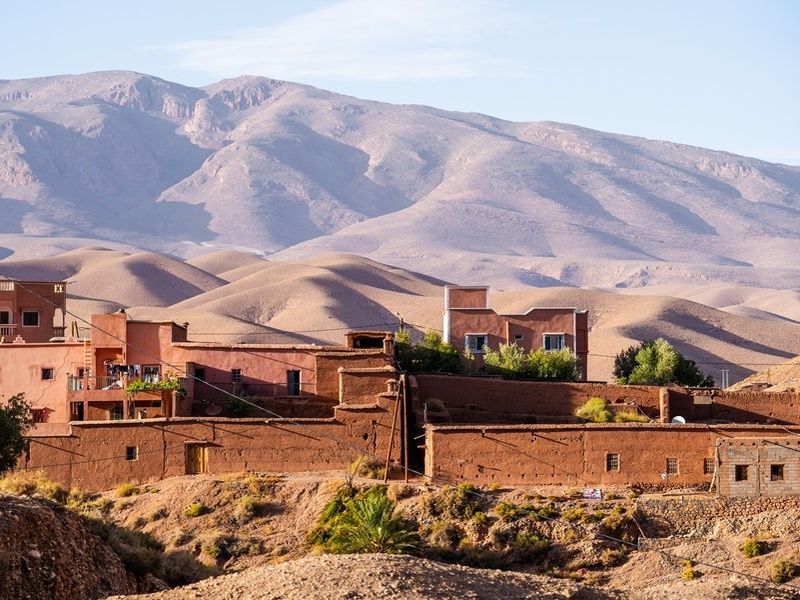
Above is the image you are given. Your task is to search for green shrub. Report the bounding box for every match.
[563,507,585,523]
[325,491,418,554]
[771,559,798,583]
[471,511,489,525]
[511,532,551,562]
[185,502,208,518]
[116,482,139,498]
[576,398,614,423]
[600,547,627,567]
[495,500,525,522]
[161,550,215,586]
[614,411,650,423]
[395,330,462,373]
[426,520,462,550]
[424,484,483,520]
[483,344,580,380]
[741,538,768,558]
[681,559,696,580]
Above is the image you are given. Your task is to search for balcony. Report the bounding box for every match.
[0,324,17,338]
[67,375,126,402]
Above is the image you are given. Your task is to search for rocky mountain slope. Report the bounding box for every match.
[1,71,799,287]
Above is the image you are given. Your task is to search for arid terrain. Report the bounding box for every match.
[4,472,800,600]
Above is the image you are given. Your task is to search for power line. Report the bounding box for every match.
[8,275,799,592]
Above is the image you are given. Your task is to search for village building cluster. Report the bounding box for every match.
[3,279,800,498]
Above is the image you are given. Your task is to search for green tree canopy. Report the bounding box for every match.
[484,344,581,381]
[0,393,32,474]
[394,329,462,373]
[614,339,714,387]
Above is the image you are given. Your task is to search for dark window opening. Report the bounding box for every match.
[735,465,749,482]
[703,458,715,475]
[771,464,785,481]
[110,405,124,420]
[22,311,40,327]
[0,311,9,325]
[287,370,301,396]
[32,409,46,423]
[126,446,138,461]
[352,336,383,349]
[41,368,55,380]
[70,402,84,421]
[666,458,679,475]
[606,453,619,471]
[194,367,206,382]
[231,369,242,383]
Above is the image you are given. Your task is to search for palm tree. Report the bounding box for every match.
[329,493,418,554]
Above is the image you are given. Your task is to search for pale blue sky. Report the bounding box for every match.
[2,1,798,164]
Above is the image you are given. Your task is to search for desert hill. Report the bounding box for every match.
[1,248,799,383]
[1,71,799,288]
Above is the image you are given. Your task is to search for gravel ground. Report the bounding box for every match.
[108,553,617,599]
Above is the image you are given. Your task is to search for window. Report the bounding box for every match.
[32,409,46,423]
[703,458,715,475]
[126,446,138,461]
[22,311,40,327]
[41,368,54,381]
[231,369,242,383]
[54,284,65,293]
[287,370,301,396]
[110,405,124,420]
[606,453,620,471]
[194,367,206,382]
[514,334,523,343]
[771,464,785,481]
[0,311,9,325]
[465,334,488,353]
[142,365,160,383]
[666,458,679,475]
[543,334,565,351]
[735,465,749,482]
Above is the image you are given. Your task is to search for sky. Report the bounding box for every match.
[2,0,798,164]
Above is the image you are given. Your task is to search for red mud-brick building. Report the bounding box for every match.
[442,286,589,380]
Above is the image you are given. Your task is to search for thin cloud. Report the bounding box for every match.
[160,0,524,81]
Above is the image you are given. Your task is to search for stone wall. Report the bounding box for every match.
[635,494,800,537]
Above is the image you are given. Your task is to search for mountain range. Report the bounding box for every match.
[2,70,799,288]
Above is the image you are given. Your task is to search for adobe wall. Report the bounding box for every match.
[23,400,401,492]
[315,352,394,403]
[636,495,800,537]
[411,375,663,423]
[692,390,800,424]
[424,423,800,487]
[0,343,84,423]
[338,366,397,406]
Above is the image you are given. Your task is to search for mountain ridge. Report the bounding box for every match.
[1,70,799,288]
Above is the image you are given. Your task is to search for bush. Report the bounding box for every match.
[350,455,385,479]
[423,484,483,520]
[681,559,696,580]
[483,344,580,381]
[576,398,614,423]
[161,550,215,586]
[511,532,550,562]
[0,470,69,504]
[614,339,713,387]
[116,482,139,498]
[185,502,209,517]
[395,330,462,373]
[562,507,585,522]
[741,538,769,558]
[614,411,650,423]
[325,490,418,554]
[771,559,798,583]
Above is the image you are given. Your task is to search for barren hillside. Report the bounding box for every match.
[1,71,799,288]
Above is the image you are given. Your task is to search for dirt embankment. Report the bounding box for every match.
[0,494,138,600]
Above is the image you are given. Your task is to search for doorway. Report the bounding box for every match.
[185,443,208,475]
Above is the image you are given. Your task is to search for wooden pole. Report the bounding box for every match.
[383,381,401,482]
[402,374,409,483]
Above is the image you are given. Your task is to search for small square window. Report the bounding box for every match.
[194,367,206,382]
[41,368,55,381]
[666,458,679,475]
[22,311,40,327]
[232,369,242,383]
[111,405,124,420]
[606,453,619,471]
[543,334,565,351]
[465,334,488,353]
[126,446,138,461]
[703,458,715,475]
[771,464,785,481]
[735,465,749,481]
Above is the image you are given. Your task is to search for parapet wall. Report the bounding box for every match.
[411,375,663,423]
[23,400,401,492]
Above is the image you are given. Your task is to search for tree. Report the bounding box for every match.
[0,393,32,474]
[614,339,714,387]
[394,329,462,373]
[484,344,581,381]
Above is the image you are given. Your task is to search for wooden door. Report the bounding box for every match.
[185,444,207,474]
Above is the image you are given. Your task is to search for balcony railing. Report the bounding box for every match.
[0,281,14,292]
[0,324,17,338]
[52,326,66,338]
[68,375,122,392]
